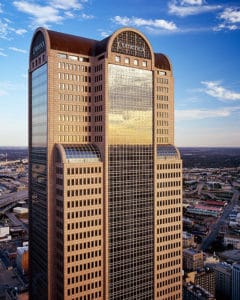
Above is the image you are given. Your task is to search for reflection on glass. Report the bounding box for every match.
[108,64,152,145]
[108,64,154,299]
[30,63,48,299]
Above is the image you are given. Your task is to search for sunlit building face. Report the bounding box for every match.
[29,27,182,300]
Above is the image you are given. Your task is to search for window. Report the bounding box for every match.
[133,59,139,65]
[125,57,130,64]
[115,56,120,62]
[142,61,147,67]
[57,53,67,59]
[69,55,78,61]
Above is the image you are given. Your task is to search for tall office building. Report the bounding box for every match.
[29,27,182,300]
[232,263,240,300]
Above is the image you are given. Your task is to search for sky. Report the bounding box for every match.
[0,0,240,147]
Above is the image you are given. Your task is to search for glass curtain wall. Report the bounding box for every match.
[29,63,48,299]
[108,64,154,299]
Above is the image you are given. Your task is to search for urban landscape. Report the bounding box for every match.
[0,147,240,299]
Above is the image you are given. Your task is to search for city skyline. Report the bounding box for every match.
[0,0,240,147]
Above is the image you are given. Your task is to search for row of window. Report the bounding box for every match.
[157,163,181,170]
[157,103,169,110]
[156,128,169,135]
[156,292,181,300]
[68,277,101,287]
[157,189,181,197]
[157,286,181,299]
[67,177,101,186]
[58,135,91,143]
[157,215,181,223]
[95,94,103,102]
[31,53,45,69]
[156,77,169,84]
[156,86,169,93]
[59,94,91,102]
[95,64,103,73]
[95,74,102,82]
[67,230,101,241]
[157,120,169,126]
[157,181,181,188]
[58,72,91,82]
[58,114,91,122]
[157,137,169,144]
[67,240,101,252]
[58,52,89,62]
[67,209,101,219]
[157,111,169,118]
[156,70,167,76]
[157,198,181,206]
[157,172,181,179]
[67,289,102,299]
[67,198,101,208]
[157,208,181,217]
[58,62,90,72]
[157,233,181,242]
[66,250,101,261]
[59,103,91,112]
[67,219,102,230]
[67,167,102,175]
[115,55,148,67]
[59,83,91,92]
[157,276,181,289]
[157,259,181,270]
[157,250,181,261]
[156,95,169,101]
[67,260,101,274]
[58,124,91,132]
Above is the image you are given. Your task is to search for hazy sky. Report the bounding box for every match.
[0,0,240,147]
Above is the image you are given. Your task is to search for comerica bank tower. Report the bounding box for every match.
[29,27,182,300]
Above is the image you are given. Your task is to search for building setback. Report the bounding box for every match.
[28,27,182,300]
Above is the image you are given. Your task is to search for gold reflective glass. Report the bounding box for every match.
[108,64,152,145]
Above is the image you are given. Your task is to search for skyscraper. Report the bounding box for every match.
[29,27,182,300]
[232,263,240,300]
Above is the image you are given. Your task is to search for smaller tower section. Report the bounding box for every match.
[55,144,104,300]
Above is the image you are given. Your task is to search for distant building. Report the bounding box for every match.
[213,263,232,300]
[232,264,240,300]
[218,249,240,264]
[224,234,240,249]
[185,268,215,296]
[16,246,29,275]
[183,283,215,300]
[183,249,204,272]
[0,226,11,242]
[183,231,196,248]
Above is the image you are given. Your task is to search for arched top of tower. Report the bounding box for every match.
[154,53,171,71]
[29,27,172,71]
[29,27,97,61]
[106,27,153,60]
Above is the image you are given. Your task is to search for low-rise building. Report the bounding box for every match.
[224,234,240,249]
[183,248,204,272]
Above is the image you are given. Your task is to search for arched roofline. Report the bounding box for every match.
[157,144,181,159]
[106,27,154,62]
[29,27,49,63]
[154,53,172,72]
[55,144,66,163]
